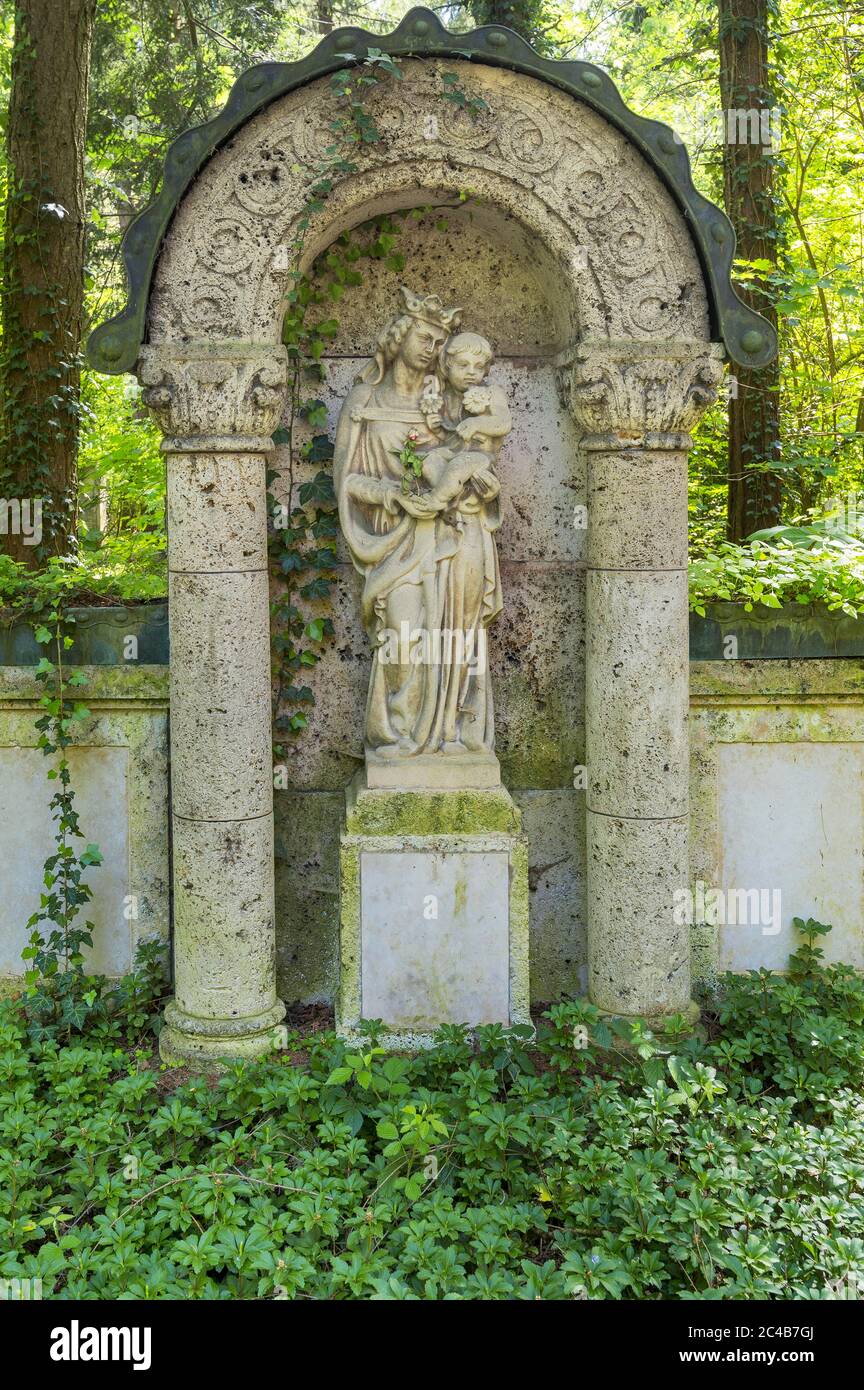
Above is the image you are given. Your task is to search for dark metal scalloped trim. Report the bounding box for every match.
[86,6,777,374]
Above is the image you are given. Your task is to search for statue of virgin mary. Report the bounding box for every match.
[334,287,505,783]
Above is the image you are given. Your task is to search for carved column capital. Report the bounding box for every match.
[559,340,726,449]
[137,341,289,452]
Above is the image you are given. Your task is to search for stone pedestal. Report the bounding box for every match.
[338,775,529,1046]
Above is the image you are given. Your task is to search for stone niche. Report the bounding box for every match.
[272,197,586,1008]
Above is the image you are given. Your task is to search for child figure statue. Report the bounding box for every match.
[418,331,512,511]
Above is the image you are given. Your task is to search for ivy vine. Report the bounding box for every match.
[20,602,104,1040]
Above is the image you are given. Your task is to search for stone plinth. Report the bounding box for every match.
[365,749,501,790]
[338,774,529,1047]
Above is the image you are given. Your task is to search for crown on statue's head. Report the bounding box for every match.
[400,286,462,333]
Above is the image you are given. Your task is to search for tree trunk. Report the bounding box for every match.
[1,0,96,566]
[718,0,782,540]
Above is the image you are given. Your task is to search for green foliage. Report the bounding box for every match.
[78,371,164,543]
[710,918,864,1113]
[0,547,166,612]
[689,534,864,615]
[4,919,864,1299]
[18,608,105,1041]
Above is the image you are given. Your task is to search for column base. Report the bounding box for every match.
[158,1000,288,1068]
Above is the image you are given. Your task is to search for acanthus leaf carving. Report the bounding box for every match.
[564,340,726,441]
[137,342,289,449]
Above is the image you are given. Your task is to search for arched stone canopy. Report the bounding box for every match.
[88,8,775,375]
[88,10,776,1063]
[142,62,712,354]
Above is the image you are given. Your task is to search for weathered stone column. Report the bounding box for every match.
[568,341,724,1025]
[138,341,289,1064]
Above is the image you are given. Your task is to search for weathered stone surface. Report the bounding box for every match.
[716,743,864,971]
[135,338,288,1063]
[274,789,341,1002]
[565,340,725,441]
[273,784,584,1008]
[586,569,689,818]
[168,570,272,822]
[586,447,688,571]
[316,203,570,358]
[0,747,132,975]
[360,849,511,1029]
[496,560,585,788]
[170,812,279,1023]
[339,782,529,1041]
[345,778,522,836]
[148,62,710,354]
[586,809,691,1018]
[138,342,288,449]
[578,344,715,1024]
[689,659,864,982]
[514,789,586,1001]
[366,750,501,790]
[167,452,269,573]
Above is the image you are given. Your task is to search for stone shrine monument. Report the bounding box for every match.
[86,10,775,1064]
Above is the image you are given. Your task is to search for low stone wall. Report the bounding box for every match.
[690,659,864,983]
[0,666,169,985]
[0,655,861,1001]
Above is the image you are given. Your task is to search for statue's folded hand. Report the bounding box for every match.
[397,492,445,518]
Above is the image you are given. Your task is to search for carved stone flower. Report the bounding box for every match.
[463,386,492,416]
[419,377,444,417]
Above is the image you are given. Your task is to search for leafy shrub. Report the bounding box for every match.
[689,536,864,617]
[2,921,864,1300]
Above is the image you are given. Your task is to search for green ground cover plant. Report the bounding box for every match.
[2,920,863,1301]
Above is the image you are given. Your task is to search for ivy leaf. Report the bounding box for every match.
[299,467,335,503]
[301,399,329,429]
[279,552,306,574]
[300,577,332,601]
